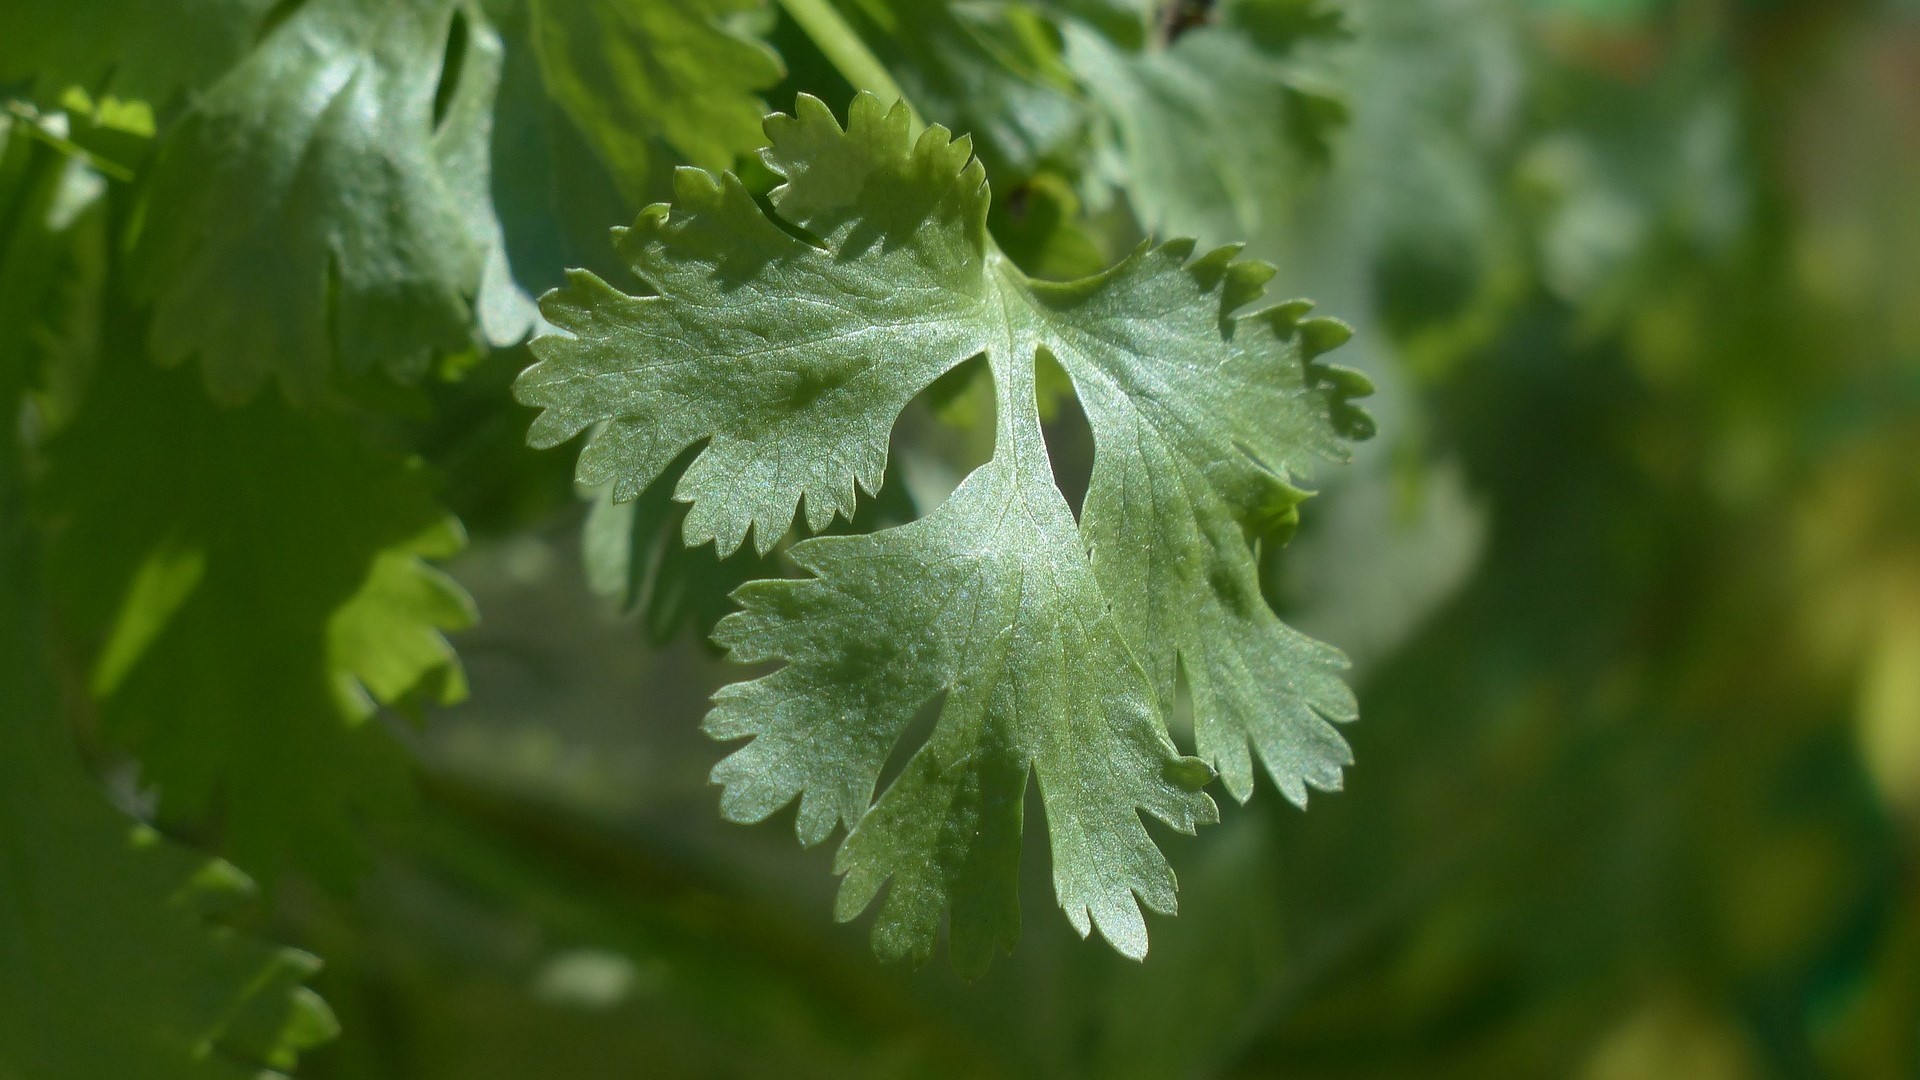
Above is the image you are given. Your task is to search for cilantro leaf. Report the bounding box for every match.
[1066,272,1370,803]
[582,445,918,647]
[129,0,533,405]
[529,0,784,201]
[0,712,338,1078]
[522,97,991,555]
[708,437,1222,972]
[1062,0,1348,248]
[518,94,1368,967]
[42,353,475,883]
[2,334,332,1080]
[582,446,783,646]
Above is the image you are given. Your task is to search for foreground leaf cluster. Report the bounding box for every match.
[519,94,1370,967]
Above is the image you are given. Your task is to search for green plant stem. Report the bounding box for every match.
[775,0,923,130]
[3,103,134,182]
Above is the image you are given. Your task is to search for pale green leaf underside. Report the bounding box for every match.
[518,93,1368,969]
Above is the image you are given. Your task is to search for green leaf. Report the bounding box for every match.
[129,0,533,405]
[517,94,1370,968]
[1,320,333,1080]
[41,353,475,883]
[1314,0,1521,344]
[0,0,272,114]
[582,445,783,646]
[583,445,921,646]
[0,714,338,1078]
[1032,0,1153,43]
[529,0,784,201]
[1062,0,1348,248]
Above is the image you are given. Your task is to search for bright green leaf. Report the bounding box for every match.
[517,94,1370,968]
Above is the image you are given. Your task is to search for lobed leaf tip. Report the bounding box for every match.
[791,92,837,127]
[1315,362,1375,399]
[847,90,887,127]
[1298,316,1353,357]
[1269,298,1316,328]
[1157,236,1198,262]
[1187,242,1246,277]
[669,165,724,204]
[1162,754,1216,792]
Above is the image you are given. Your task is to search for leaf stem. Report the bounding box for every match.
[2,102,134,182]
[775,0,923,130]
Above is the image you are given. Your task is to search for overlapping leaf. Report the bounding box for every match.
[518,94,1370,968]
[582,447,918,646]
[582,447,783,646]
[0,711,338,1079]
[828,0,1087,181]
[0,0,272,114]
[1,327,332,1080]
[529,0,784,201]
[130,0,533,405]
[1062,0,1348,248]
[41,353,475,883]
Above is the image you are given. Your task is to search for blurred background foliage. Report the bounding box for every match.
[5,0,1919,1075]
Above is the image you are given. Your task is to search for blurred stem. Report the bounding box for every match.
[3,102,133,181]
[776,0,923,130]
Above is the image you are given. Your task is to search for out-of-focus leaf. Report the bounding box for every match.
[1278,457,1488,672]
[0,116,106,427]
[41,353,475,883]
[1061,0,1348,249]
[834,0,1087,181]
[0,716,339,1078]
[581,444,780,648]
[987,171,1112,281]
[528,0,783,201]
[582,446,919,648]
[130,0,533,405]
[0,295,334,1080]
[0,0,272,114]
